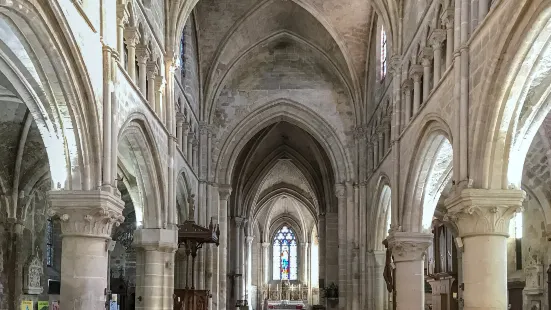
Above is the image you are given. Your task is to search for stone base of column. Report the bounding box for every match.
[48,190,125,310]
[133,228,178,310]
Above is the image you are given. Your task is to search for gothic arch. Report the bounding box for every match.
[268,216,304,245]
[402,118,454,233]
[0,3,101,190]
[168,0,362,105]
[214,99,353,185]
[118,115,165,228]
[472,0,551,189]
[371,174,392,251]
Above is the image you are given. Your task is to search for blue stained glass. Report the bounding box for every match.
[272,226,298,280]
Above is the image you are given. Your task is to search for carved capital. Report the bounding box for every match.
[409,64,424,80]
[261,242,271,248]
[219,184,232,200]
[136,44,150,63]
[420,47,434,65]
[234,216,245,227]
[147,61,158,78]
[388,232,432,262]
[48,190,125,239]
[401,79,413,91]
[389,55,402,75]
[429,29,447,49]
[123,27,139,46]
[444,189,525,237]
[335,183,346,199]
[441,8,454,29]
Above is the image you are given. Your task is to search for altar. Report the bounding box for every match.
[260,281,309,310]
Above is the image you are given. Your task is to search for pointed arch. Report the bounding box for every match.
[118,114,166,228]
[371,174,392,251]
[472,0,551,189]
[0,2,102,190]
[402,117,454,233]
[215,99,353,185]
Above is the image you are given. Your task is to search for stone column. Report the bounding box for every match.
[318,214,326,286]
[116,7,127,59]
[47,190,124,310]
[262,242,271,284]
[192,138,199,172]
[176,113,184,148]
[133,228,178,310]
[123,28,138,81]
[378,130,384,161]
[388,232,432,310]
[430,30,446,84]
[479,0,489,22]
[409,65,423,114]
[370,251,387,310]
[442,10,454,69]
[136,45,149,95]
[246,236,254,302]
[366,141,374,173]
[182,122,190,158]
[301,242,309,284]
[187,131,194,163]
[383,119,391,154]
[373,137,379,168]
[218,185,232,310]
[234,217,245,302]
[146,62,157,105]
[421,50,433,101]
[402,80,413,123]
[155,75,166,121]
[335,184,347,310]
[445,189,525,310]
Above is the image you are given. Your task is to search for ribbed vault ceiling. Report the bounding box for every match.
[230,121,334,218]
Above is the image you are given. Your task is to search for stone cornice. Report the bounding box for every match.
[47,190,125,239]
[388,232,432,262]
[444,189,525,237]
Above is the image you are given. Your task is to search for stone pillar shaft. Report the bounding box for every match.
[218,186,231,310]
[335,184,347,310]
[445,189,525,310]
[48,190,124,310]
[234,217,244,302]
[423,63,431,101]
[133,228,178,310]
[412,74,422,114]
[136,47,148,95]
[388,232,432,310]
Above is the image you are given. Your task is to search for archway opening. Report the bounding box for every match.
[227,121,335,310]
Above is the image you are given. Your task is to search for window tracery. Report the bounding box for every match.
[272,226,298,281]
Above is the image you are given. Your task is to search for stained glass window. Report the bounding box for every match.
[180,26,187,78]
[272,226,298,280]
[46,218,53,267]
[380,27,388,79]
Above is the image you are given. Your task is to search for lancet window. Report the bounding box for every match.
[272,226,298,281]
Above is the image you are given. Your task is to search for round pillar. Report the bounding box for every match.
[48,190,124,310]
[445,189,525,310]
[388,232,432,310]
